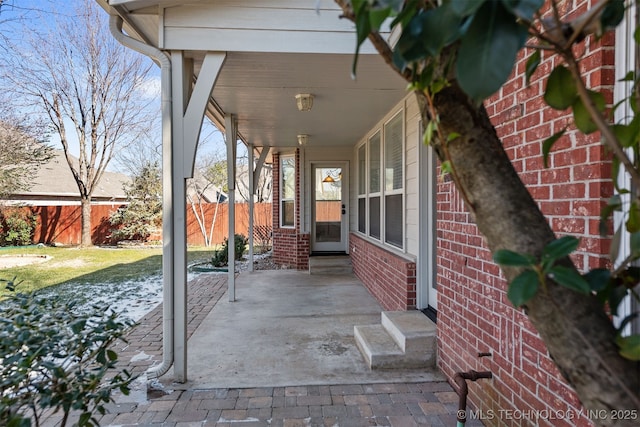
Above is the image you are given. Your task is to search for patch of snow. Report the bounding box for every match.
[130,351,153,362]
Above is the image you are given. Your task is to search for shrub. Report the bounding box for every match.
[211,234,248,267]
[0,290,134,426]
[0,208,37,246]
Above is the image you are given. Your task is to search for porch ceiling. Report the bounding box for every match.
[200,51,408,149]
[105,0,408,151]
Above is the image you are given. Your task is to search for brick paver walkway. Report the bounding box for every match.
[42,274,479,427]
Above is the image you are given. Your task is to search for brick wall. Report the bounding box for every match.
[350,233,416,311]
[272,150,310,270]
[437,1,614,425]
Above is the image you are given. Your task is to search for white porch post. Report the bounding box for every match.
[226,114,237,301]
[171,51,226,382]
[248,144,255,272]
[248,148,268,272]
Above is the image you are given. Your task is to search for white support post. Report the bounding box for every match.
[171,51,226,382]
[225,114,237,301]
[248,144,255,272]
[171,51,189,383]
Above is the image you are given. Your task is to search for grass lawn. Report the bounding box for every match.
[0,245,215,294]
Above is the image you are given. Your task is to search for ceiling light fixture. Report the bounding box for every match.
[297,134,309,146]
[295,93,314,112]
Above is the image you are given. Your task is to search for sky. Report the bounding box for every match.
[0,0,229,175]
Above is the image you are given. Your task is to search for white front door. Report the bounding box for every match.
[311,163,348,253]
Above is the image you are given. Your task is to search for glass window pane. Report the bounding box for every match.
[282,157,295,200]
[282,200,294,227]
[385,194,403,247]
[370,196,380,240]
[358,198,366,233]
[369,132,381,193]
[358,145,366,195]
[384,114,403,191]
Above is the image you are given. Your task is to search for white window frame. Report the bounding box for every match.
[356,109,405,251]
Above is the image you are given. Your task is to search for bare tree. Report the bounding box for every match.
[1,0,156,246]
[236,155,272,203]
[0,100,52,200]
[187,155,227,247]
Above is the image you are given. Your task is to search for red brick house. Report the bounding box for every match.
[101,0,635,424]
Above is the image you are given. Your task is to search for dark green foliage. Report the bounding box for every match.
[0,292,134,426]
[211,234,248,267]
[109,162,162,242]
[0,208,37,246]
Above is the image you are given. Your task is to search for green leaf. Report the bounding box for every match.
[612,119,640,148]
[79,412,92,426]
[616,335,640,360]
[619,71,635,82]
[369,7,393,31]
[572,90,606,134]
[351,1,372,77]
[424,120,436,145]
[107,349,118,362]
[525,50,541,85]
[447,132,461,142]
[70,319,87,334]
[549,266,590,294]
[501,0,544,21]
[584,268,611,292]
[450,0,486,17]
[601,0,625,30]
[441,160,453,174]
[544,66,577,110]
[507,269,539,307]
[542,128,566,168]
[493,249,536,267]
[542,236,580,260]
[456,1,528,102]
[627,201,640,233]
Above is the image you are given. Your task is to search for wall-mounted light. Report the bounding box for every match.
[295,93,314,112]
[297,134,309,146]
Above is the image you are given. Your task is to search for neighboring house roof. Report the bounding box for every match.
[187,170,228,204]
[9,149,130,205]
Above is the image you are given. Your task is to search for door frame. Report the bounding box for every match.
[418,124,438,311]
[310,161,349,253]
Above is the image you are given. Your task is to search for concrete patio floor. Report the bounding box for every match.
[42,270,483,426]
[184,270,444,389]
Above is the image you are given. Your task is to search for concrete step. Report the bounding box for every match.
[381,311,437,355]
[354,311,437,370]
[309,255,352,275]
[354,324,405,369]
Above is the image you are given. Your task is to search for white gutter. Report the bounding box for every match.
[109,15,175,379]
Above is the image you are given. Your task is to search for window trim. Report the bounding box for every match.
[356,109,405,250]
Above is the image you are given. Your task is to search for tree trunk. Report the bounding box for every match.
[426,85,640,419]
[80,197,93,247]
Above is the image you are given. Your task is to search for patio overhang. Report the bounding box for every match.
[100,0,408,384]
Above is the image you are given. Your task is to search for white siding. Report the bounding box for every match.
[404,95,421,257]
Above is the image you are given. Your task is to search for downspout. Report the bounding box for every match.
[109,15,174,379]
[453,369,493,427]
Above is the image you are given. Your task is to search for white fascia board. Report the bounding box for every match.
[164,28,381,54]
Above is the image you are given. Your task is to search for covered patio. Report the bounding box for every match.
[41,269,471,426]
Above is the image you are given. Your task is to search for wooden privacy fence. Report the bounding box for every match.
[12,203,272,247]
